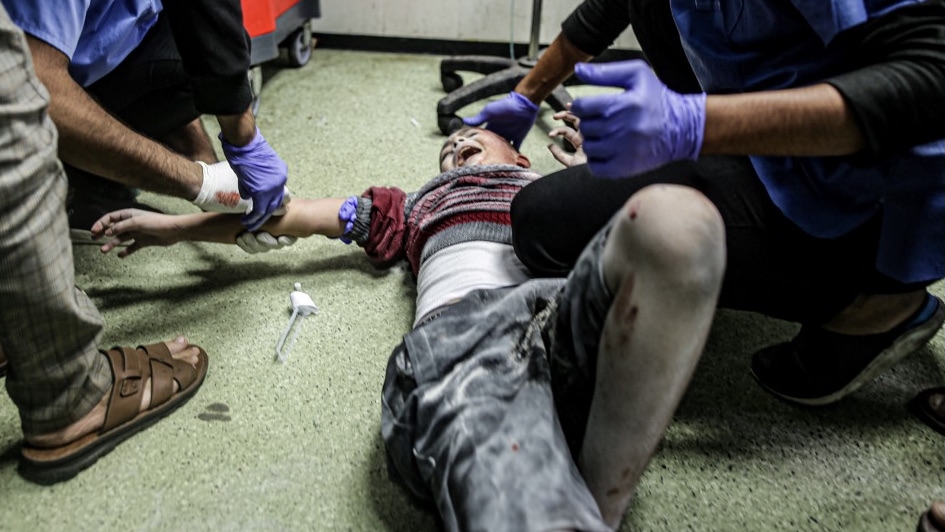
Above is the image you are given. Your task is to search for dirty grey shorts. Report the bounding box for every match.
[381,226,613,532]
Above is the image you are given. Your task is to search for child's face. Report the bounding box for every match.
[439,127,530,172]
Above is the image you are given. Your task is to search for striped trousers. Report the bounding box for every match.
[0,6,110,436]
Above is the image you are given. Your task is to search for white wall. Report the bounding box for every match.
[310,0,640,50]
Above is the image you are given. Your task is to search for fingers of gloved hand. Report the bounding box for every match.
[574,59,650,89]
[236,231,265,253]
[193,161,253,214]
[240,186,285,231]
[235,231,298,254]
[272,186,292,216]
[255,232,297,249]
[463,92,537,124]
[242,206,272,233]
[276,235,298,247]
[241,182,285,227]
[581,137,642,178]
[570,91,632,126]
[462,110,489,127]
[462,92,539,147]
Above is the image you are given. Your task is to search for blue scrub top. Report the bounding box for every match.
[671,0,945,284]
[1,0,162,87]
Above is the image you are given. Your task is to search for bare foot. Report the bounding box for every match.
[919,501,945,532]
[25,336,200,448]
[931,501,945,528]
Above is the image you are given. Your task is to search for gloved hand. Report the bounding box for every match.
[192,161,291,216]
[462,91,539,148]
[570,60,706,179]
[235,231,298,254]
[220,127,288,231]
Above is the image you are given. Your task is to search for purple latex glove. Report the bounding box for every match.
[570,60,706,179]
[462,91,539,148]
[220,127,288,231]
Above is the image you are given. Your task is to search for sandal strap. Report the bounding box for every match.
[138,343,199,394]
[101,343,200,432]
[102,346,152,432]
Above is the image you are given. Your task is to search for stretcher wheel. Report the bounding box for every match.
[282,21,313,67]
[437,114,464,136]
[441,72,463,93]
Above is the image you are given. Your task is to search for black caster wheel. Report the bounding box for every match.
[441,72,463,93]
[282,21,313,68]
[438,114,465,136]
[248,65,263,115]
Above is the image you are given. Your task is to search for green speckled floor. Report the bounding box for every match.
[0,49,942,532]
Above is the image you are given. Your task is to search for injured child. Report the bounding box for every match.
[92,123,726,531]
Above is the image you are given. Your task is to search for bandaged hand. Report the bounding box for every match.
[462,91,539,148]
[193,161,291,215]
[235,231,298,254]
[220,127,289,231]
[571,60,706,178]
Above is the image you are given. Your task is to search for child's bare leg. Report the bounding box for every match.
[580,184,725,527]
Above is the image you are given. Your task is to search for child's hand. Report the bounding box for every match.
[547,106,587,168]
[91,208,182,258]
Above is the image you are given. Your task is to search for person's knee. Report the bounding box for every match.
[602,184,725,292]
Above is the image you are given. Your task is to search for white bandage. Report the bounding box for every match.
[193,161,292,215]
[193,161,252,213]
[236,231,298,254]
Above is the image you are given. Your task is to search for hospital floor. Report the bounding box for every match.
[0,48,942,532]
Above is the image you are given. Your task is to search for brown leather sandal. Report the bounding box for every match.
[18,342,208,485]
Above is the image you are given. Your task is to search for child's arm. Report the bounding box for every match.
[92,197,347,257]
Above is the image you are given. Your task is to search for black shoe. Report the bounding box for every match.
[67,183,160,244]
[751,294,945,406]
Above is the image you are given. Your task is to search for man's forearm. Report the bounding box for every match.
[515,33,593,105]
[217,107,257,146]
[26,36,202,200]
[701,83,866,156]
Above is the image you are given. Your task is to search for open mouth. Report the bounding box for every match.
[456,145,482,167]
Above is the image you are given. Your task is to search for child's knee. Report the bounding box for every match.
[602,184,725,290]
